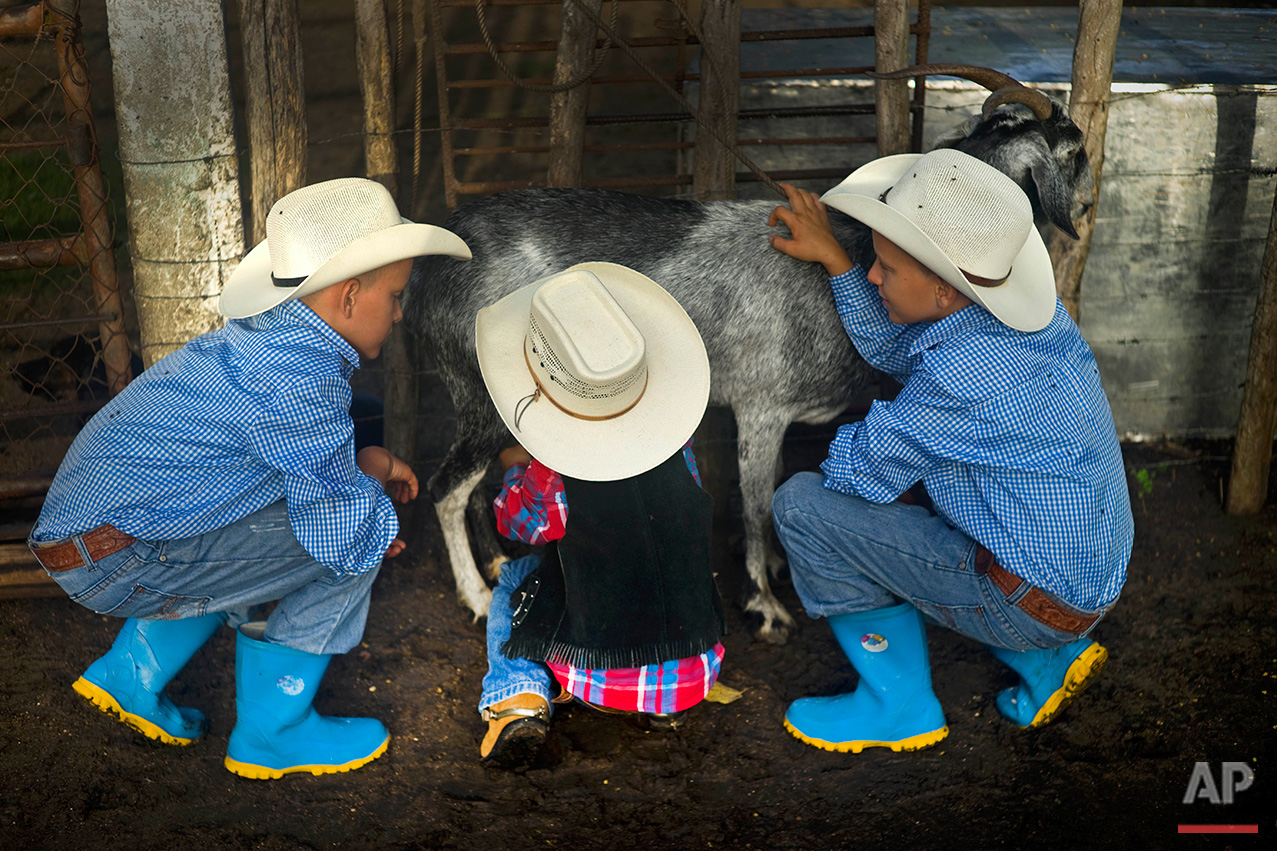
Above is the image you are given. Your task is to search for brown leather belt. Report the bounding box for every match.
[974,544,1100,635]
[29,524,137,573]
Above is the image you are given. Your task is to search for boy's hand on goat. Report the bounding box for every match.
[357,446,419,503]
[768,183,854,278]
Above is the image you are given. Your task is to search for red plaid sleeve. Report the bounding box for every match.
[493,459,568,546]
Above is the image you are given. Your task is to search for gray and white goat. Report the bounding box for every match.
[403,65,1093,643]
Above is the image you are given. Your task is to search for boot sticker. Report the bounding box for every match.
[276,675,305,696]
[861,633,888,652]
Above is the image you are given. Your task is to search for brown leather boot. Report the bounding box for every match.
[480,693,549,768]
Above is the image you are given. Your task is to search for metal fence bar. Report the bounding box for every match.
[428,0,930,208]
[1,0,131,590]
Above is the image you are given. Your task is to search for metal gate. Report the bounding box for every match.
[1,1,131,596]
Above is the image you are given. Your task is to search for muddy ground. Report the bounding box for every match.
[2,437,1275,850]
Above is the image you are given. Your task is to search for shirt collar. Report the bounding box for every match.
[907,303,997,356]
[250,299,362,371]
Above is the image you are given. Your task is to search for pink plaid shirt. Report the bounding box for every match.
[494,443,724,712]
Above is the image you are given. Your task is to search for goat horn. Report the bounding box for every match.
[980,85,1054,122]
[867,63,1053,122]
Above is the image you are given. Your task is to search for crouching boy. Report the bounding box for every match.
[767,149,1133,753]
[28,178,470,778]
[472,262,725,767]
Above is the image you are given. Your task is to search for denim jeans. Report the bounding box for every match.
[36,500,380,655]
[478,555,555,716]
[772,472,1101,652]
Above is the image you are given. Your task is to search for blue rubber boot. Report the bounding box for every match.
[225,622,390,779]
[784,602,948,753]
[73,613,224,746]
[987,638,1108,728]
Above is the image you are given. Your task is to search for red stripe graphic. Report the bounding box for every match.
[1177,825,1259,834]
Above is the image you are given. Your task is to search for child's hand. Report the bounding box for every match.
[384,537,408,559]
[768,182,854,277]
[357,446,419,502]
[499,444,533,470]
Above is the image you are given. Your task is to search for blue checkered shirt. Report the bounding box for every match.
[32,300,396,576]
[822,266,1133,610]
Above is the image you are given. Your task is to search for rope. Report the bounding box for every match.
[412,0,428,215]
[474,0,619,94]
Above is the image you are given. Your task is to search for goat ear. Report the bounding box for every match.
[1026,151,1080,240]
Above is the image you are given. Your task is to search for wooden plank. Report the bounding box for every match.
[0,543,61,599]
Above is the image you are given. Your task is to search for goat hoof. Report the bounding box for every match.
[755,620,793,646]
[460,586,493,623]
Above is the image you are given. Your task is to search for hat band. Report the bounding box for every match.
[962,268,1011,288]
[272,273,307,288]
[514,345,648,430]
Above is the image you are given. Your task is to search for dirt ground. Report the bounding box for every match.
[2,437,1275,850]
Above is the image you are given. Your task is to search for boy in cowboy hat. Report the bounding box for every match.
[766,148,1133,753]
[28,178,470,778]
[471,262,725,767]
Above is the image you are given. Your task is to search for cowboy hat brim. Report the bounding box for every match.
[476,262,711,482]
[820,154,1056,333]
[219,220,472,320]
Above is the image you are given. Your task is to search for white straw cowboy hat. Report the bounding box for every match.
[475,262,711,482]
[220,177,471,319]
[820,148,1056,332]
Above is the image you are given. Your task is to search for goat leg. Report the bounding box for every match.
[433,466,493,621]
[734,407,798,645]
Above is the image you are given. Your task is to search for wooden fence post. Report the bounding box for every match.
[357,0,398,194]
[356,0,416,463]
[547,0,603,187]
[238,0,307,245]
[1226,189,1277,514]
[692,0,741,200]
[1045,0,1122,320]
[874,0,910,156]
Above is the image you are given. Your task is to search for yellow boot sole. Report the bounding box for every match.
[783,719,949,754]
[224,734,390,780]
[1022,642,1109,729]
[72,676,200,747]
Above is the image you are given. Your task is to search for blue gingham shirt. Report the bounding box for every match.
[822,266,1133,610]
[32,300,396,576]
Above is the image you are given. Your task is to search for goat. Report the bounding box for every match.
[402,65,1093,644]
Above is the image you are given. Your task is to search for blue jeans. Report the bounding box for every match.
[479,555,555,716]
[772,472,1100,652]
[37,500,380,655]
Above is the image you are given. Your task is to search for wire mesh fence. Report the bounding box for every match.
[1,1,131,593]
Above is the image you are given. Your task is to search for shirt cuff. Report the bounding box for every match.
[523,459,560,494]
[829,266,880,316]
